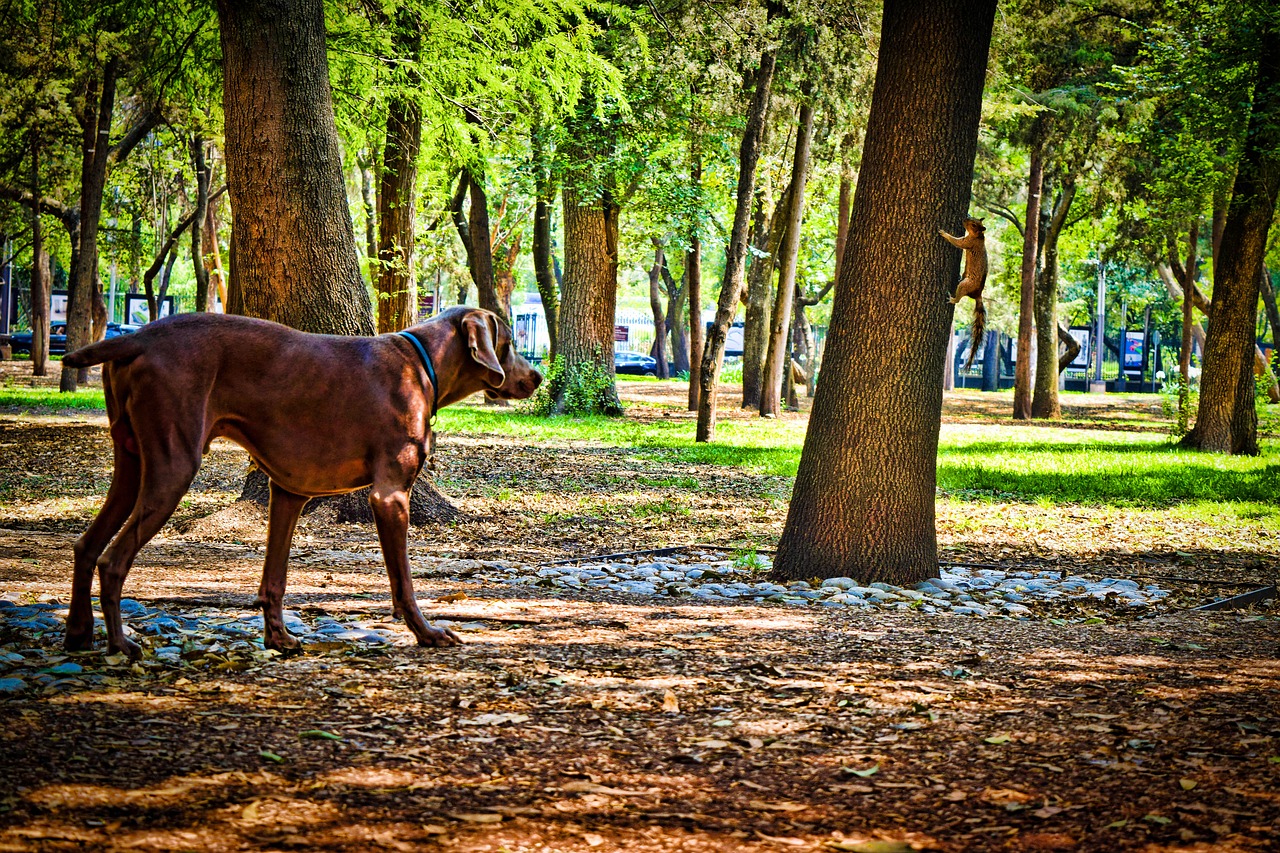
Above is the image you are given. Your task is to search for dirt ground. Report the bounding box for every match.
[1,363,1278,852]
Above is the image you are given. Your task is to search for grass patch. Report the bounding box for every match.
[0,386,106,411]
[439,403,1279,511]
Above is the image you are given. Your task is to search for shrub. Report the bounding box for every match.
[525,353,622,416]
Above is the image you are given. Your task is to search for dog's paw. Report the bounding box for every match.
[264,632,303,655]
[64,629,95,652]
[415,626,462,648]
[108,637,143,662]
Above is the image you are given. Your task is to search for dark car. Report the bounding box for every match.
[615,350,658,377]
[10,322,139,357]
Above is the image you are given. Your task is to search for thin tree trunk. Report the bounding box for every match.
[1013,135,1043,420]
[1178,223,1200,434]
[361,159,378,286]
[466,169,504,322]
[190,135,211,312]
[1262,264,1280,367]
[205,196,226,309]
[741,186,773,409]
[648,241,669,378]
[376,93,422,333]
[61,58,118,392]
[772,0,996,584]
[664,265,689,375]
[687,142,704,411]
[696,48,778,441]
[1032,178,1076,418]
[762,101,815,417]
[1056,321,1081,371]
[533,126,560,360]
[30,137,48,377]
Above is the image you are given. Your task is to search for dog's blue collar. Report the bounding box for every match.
[396,330,439,421]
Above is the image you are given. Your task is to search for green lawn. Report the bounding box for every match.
[4,383,1276,514]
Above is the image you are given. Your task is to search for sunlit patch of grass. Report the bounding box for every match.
[0,386,106,411]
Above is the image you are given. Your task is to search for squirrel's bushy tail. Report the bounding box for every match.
[964,296,986,370]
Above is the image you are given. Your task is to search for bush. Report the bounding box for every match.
[525,353,622,416]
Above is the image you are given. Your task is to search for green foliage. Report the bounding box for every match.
[525,354,621,416]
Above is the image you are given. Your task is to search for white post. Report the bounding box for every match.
[1090,261,1107,393]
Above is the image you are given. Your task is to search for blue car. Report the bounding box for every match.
[10,322,139,357]
[614,350,658,376]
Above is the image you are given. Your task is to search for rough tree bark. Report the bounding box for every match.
[742,177,792,409]
[1262,264,1280,367]
[1184,28,1280,455]
[557,182,622,413]
[532,128,560,360]
[648,242,669,378]
[376,93,422,333]
[772,0,997,584]
[61,58,119,392]
[29,138,48,377]
[1013,134,1043,420]
[218,0,374,336]
[662,264,689,375]
[762,101,815,418]
[190,135,212,312]
[687,147,704,411]
[1031,176,1076,418]
[696,48,778,441]
[218,0,453,523]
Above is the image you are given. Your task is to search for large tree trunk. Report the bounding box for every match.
[219,0,451,523]
[1013,135,1044,420]
[376,93,422,333]
[190,135,212,312]
[687,146,704,411]
[217,0,373,335]
[1031,177,1076,418]
[556,182,622,414]
[1184,31,1280,454]
[648,242,669,378]
[61,59,118,393]
[29,139,49,377]
[696,48,778,441]
[762,102,815,418]
[772,0,996,585]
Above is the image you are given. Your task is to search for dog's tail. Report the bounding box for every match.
[62,335,145,369]
[964,296,986,370]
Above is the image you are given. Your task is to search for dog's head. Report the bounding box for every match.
[420,307,542,406]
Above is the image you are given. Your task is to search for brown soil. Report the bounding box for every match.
[0,364,1277,852]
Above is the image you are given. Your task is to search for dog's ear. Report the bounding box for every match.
[464,312,506,388]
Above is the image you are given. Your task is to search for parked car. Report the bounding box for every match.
[614,350,659,377]
[10,322,139,357]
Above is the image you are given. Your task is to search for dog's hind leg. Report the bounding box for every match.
[95,446,200,660]
[66,421,142,651]
[258,482,309,652]
[369,475,460,648]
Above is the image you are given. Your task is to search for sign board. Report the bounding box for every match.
[124,294,174,325]
[1123,330,1144,369]
[1067,327,1091,370]
[614,325,629,342]
[418,291,435,316]
[50,290,68,323]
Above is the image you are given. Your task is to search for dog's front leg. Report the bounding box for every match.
[258,482,309,652]
[369,483,460,648]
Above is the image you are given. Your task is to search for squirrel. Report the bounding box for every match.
[940,217,987,369]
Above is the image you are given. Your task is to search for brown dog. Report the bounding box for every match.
[61,306,541,659]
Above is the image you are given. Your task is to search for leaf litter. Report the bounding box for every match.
[1,384,1279,851]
